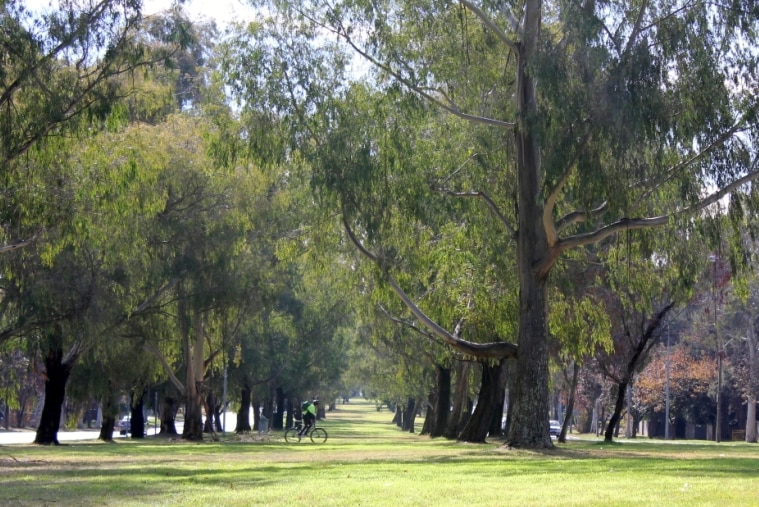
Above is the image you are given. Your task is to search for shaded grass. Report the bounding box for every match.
[2,402,759,506]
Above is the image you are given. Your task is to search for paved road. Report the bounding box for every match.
[0,426,161,445]
[0,413,240,445]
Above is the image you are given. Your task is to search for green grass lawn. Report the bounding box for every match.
[2,401,758,506]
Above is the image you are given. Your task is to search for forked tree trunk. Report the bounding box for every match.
[445,361,472,439]
[458,360,507,443]
[34,346,74,445]
[422,364,452,437]
[604,304,673,442]
[605,381,628,443]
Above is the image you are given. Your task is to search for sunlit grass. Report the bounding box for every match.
[2,401,758,506]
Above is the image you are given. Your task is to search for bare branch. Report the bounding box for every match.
[341,215,517,360]
[540,160,759,276]
[335,29,514,129]
[543,129,593,245]
[622,0,650,56]
[0,233,39,253]
[384,275,517,359]
[436,188,517,236]
[459,0,519,53]
[557,215,670,252]
[555,201,608,233]
[131,278,180,316]
[145,341,185,394]
[632,114,752,208]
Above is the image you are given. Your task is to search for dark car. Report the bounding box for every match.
[549,420,561,437]
[117,416,131,435]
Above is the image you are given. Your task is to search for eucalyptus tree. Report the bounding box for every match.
[0,106,178,444]
[263,264,355,429]
[114,113,279,440]
[2,242,128,444]
[236,0,759,447]
[0,0,188,254]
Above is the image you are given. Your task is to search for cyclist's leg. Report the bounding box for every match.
[299,415,313,435]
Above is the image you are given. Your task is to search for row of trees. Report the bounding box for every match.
[353,246,759,444]
[238,0,759,447]
[1,0,758,450]
[0,0,354,444]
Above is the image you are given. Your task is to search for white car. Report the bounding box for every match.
[550,420,561,437]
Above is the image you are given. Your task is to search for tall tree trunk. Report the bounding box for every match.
[213,400,223,432]
[235,382,252,433]
[506,0,553,450]
[746,315,758,442]
[508,271,551,448]
[130,390,146,439]
[445,360,472,439]
[160,396,178,435]
[402,397,417,433]
[34,346,73,445]
[605,381,629,442]
[420,390,435,436]
[285,398,295,429]
[489,368,507,437]
[252,400,261,431]
[265,385,276,421]
[273,387,285,431]
[182,313,206,440]
[204,392,224,433]
[430,364,451,437]
[459,360,506,443]
[558,363,580,443]
[204,392,215,433]
[393,404,403,428]
[604,304,673,442]
[98,380,118,442]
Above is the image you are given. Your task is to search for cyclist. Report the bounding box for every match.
[299,399,319,436]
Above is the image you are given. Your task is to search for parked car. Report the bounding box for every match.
[117,416,131,435]
[549,420,561,437]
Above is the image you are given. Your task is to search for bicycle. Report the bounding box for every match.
[284,419,328,443]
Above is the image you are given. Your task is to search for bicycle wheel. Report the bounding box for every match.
[284,428,302,443]
[309,427,328,443]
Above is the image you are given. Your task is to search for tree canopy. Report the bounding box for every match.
[231,0,759,447]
